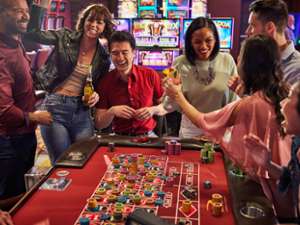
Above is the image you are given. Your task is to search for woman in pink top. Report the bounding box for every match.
[245,81,300,223]
[165,34,292,218]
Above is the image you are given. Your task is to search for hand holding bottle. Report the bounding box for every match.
[83,92,99,108]
[162,67,181,85]
[83,66,95,106]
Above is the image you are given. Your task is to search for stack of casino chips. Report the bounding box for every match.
[164,140,181,155]
[200,144,215,163]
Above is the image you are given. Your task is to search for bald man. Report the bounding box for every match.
[0,0,52,199]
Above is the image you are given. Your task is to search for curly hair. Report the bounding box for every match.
[240,34,289,134]
[76,4,114,40]
[184,17,220,65]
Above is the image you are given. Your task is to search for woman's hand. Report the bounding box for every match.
[33,0,51,9]
[228,75,245,97]
[0,210,13,225]
[86,92,99,108]
[243,134,271,168]
[164,78,182,101]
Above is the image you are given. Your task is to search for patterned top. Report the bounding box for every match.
[163,52,237,138]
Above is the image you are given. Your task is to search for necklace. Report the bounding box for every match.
[80,45,95,56]
[193,61,215,86]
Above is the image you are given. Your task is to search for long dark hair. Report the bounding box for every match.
[76,4,114,40]
[184,17,220,65]
[240,34,289,132]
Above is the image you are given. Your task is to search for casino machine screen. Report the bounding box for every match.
[183,18,234,49]
[132,19,180,48]
[137,50,180,71]
[114,19,131,32]
[212,18,234,49]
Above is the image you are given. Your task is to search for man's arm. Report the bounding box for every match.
[95,108,115,129]
[95,106,136,129]
[0,58,52,127]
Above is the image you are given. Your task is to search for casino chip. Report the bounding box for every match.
[203,180,212,189]
[56,170,70,177]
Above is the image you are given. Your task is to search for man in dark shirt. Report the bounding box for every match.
[0,0,52,199]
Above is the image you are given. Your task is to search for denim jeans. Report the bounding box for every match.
[0,133,36,199]
[40,94,94,165]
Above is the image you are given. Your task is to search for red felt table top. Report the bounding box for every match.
[12,146,235,225]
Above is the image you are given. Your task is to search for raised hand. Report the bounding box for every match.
[32,0,51,9]
[228,75,245,97]
[243,134,271,168]
[164,78,182,100]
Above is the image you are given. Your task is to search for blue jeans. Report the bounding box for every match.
[40,94,94,165]
[0,133,36,199]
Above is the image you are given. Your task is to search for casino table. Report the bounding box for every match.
[10,135,276,225]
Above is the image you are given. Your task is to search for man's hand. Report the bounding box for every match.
[243,134,271,168]
[110,105,136,119]
[228,75,245,97]
[84,92,99,108]
[135,107,153,120]
[0,210,13,225]
[28,111,52,125]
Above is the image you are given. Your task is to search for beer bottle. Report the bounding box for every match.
[83,66,94,106]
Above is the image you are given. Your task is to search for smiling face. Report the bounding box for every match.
[191,27,216,61]
[110,41,135,77]
[280,83,300,135]
[245,12,268,37]
[83,11,105,39]
[0,0,29,37]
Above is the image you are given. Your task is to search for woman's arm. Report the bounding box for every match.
[23,3,65,45]
[165,80,203,127]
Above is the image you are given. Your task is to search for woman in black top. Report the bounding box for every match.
[25,3,114,164]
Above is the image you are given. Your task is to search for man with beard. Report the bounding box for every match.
[0,0,52,200]
[229,0,300,94]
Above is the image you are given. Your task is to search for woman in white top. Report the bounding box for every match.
[156,17,237,138]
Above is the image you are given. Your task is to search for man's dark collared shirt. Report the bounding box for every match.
[0,33,36,136]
